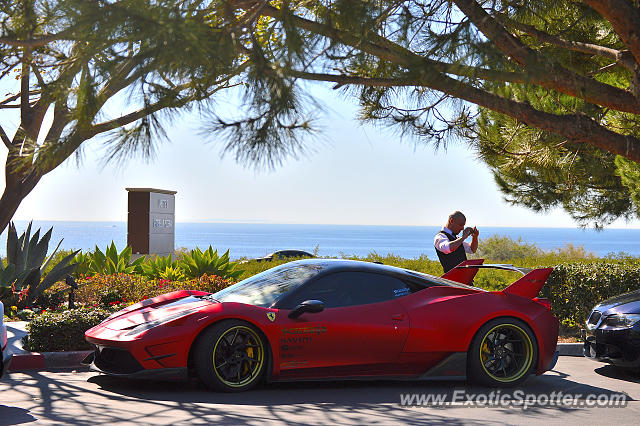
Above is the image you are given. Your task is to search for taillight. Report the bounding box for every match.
[533,297,551,310]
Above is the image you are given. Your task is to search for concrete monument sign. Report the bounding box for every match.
[126,188,176,256]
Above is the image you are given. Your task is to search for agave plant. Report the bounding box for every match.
[179,246,243,280]
[72,251,93,277]
[158,265,185,281]
[0,260,16,286]
[88,242,145,275]
[136,254,184,280]
[0,261,17,299]
[1,222,78,307]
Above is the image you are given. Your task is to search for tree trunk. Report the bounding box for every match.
[0,174,40,235]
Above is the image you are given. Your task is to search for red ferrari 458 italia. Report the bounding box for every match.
[84,259,559,392]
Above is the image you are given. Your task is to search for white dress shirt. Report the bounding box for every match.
[434,227,473,254]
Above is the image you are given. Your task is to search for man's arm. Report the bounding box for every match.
[435,229,473,253]
[470,227,479,253]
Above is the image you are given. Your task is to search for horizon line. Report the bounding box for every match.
[7,218,640,230]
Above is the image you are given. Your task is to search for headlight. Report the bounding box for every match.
[602,313,640,329]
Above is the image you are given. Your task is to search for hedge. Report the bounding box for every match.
[45,273,234,309]
[23,308,111,352]
[544,261,640,329]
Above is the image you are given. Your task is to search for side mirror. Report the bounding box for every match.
[288,300,324,319]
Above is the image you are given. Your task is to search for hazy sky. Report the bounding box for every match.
[2,82,639,229]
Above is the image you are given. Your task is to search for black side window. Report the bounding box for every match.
[280,271,416,309]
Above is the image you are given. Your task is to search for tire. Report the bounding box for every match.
[467,317,538,387]
[194,319,267,392]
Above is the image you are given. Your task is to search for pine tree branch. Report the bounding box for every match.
[40,99,71,161]
[450,0,541,66]
[287,69,640,164]
[0,125,11,149]
[20,48,32,130]
[246,1,640,114]
[30,63,47,88]
[87,81,233,138]
[27,63,54,140]
[86,99,174,137]
[33,93,193,176]
[0,29,75,48]
[450,0,640,113]
[96,57,142,106]
[0,93,22,105]
[288,68,527,86]
[497,13,636,71]
[583,0,640,67]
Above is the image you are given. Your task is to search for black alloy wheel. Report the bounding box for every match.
[468,317,538,387]
[194,319,266,392]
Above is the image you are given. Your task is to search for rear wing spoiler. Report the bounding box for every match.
[442,259,553,299]
[440,259,485,285]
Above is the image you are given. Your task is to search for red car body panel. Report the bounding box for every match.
[273,299,411,380]
[85,260,559,383]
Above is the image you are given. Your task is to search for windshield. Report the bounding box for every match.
[209,262,325,307]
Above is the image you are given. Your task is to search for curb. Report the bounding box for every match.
[557,343,583,357]
[8,350,92,372]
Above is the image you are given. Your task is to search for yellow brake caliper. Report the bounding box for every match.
[243,343,254,375]
[481,341,490,365]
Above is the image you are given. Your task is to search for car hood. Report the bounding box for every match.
[103,296,213,331]
[595,289,640,314]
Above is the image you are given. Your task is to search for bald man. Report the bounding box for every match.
[434,211,479,273]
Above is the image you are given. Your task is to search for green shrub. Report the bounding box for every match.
[179,246,243,280]
[544,261,640,329]
[73,245,241,282]
[47,272,235,307]
[34,290,66,310]
[86,242,145,275]
[98,290,125,308]
[474,236,543,261]
[1,221,79,308]
[158,265,186,281]
[16,308,36,321]
[43,249,78,275]
[552,244,596,259]
[23,308,111,351]
[136,254,185,281]
[72,251,93,277]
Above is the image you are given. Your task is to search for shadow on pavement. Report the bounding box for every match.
[86,367,633,406]
[594,365,640,383]
[0,405,37,425]
[0,371,474,425]
[1,366,634,424]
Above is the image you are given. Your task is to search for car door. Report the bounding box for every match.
[274,271,412,379]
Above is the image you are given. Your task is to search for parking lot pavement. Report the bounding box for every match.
[5,321,28,355]
[1,357,640,425]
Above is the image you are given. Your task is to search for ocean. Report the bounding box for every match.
[0,220,638,260]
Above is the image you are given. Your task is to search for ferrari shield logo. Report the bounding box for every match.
[267,312,276,322]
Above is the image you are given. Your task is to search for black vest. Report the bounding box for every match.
[435,231,467,273]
